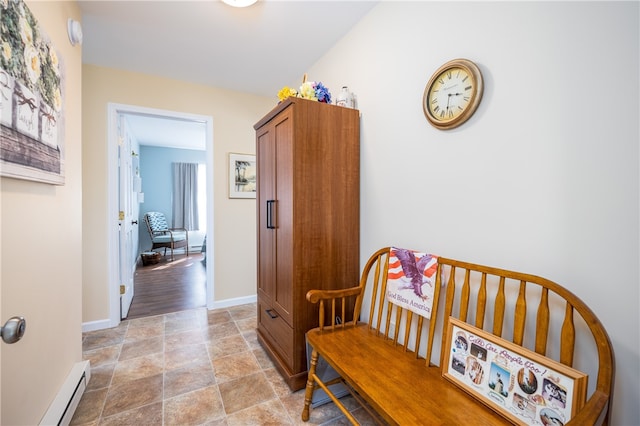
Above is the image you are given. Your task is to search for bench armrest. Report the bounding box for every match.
[567,390,610,425]
[306,286,364,329]
[306,286,363,303]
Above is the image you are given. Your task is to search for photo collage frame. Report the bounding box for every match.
[442,317,588,426]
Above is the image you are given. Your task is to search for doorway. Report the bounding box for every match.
[107,103,214,325]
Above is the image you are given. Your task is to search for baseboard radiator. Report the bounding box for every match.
[40,361,91,426]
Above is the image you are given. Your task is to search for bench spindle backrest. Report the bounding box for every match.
[435,258,588,368]
[352,248,440,364]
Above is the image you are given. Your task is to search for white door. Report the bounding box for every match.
[118,115,136,318]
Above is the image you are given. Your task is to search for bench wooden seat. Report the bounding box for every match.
[308,322,508,424]
[302,247,614,425]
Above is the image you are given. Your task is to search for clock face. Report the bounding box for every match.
[423,59,483,130]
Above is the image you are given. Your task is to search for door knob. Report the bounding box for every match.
[1,316,26,344]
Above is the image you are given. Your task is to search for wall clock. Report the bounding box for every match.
[423,58,484,130]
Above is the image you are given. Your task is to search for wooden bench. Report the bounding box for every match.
[302,247,614,425]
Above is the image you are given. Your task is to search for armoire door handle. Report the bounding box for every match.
[266,200,276,229]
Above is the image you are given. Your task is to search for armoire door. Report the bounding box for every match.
[256,106,294,327]
[272,107,294,326]
[256,124,276,307]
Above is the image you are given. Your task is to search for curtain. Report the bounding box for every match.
[172,162,199,230]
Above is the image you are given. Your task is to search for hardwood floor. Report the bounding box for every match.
[126,251,206,320]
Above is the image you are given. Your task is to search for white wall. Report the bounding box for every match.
[307,2,638,425]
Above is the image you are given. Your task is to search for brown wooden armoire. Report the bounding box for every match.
[254,97,360,390]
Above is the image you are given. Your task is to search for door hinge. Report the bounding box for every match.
[119,211,125,220]
[120,285,125,295]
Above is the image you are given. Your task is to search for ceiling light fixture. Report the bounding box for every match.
[221,0,258,7]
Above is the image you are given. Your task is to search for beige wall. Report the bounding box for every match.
[1,1,83,424]
[82,64,274,323]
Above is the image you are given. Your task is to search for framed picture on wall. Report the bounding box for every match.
[442,317,588,426]
[229,153,256,199]
[0,0,66,185]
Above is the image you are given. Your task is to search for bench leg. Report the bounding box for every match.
[302,349,319,422]
[302,349,360,425]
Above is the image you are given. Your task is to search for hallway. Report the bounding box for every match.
[71,303,377,425]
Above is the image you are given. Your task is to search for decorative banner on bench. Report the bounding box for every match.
[386,247,438,319]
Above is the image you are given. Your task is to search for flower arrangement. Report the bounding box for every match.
[277,74,331,104]
[0,0,62,112]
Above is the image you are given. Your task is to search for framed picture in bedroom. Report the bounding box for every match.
[228,153,256,199]
[442,317,588,426]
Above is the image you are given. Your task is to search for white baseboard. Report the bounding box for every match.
[82,318,113,333]
[40,361,91,426]
[83,295,257,332]
[210,294,257,310]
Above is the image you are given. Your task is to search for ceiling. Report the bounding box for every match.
[77,1,378,150]
[123,113,209,151]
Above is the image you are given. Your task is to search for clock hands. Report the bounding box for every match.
[445,92,464,114]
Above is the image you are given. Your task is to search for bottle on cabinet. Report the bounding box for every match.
[336,86,355,108]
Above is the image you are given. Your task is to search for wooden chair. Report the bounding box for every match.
[143,211,189,261]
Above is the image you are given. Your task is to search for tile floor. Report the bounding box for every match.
[71,303,378,425]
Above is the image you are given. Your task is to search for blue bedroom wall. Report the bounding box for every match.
[138,145,207,253]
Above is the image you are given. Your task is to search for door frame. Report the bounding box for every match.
[107,102,214,327]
